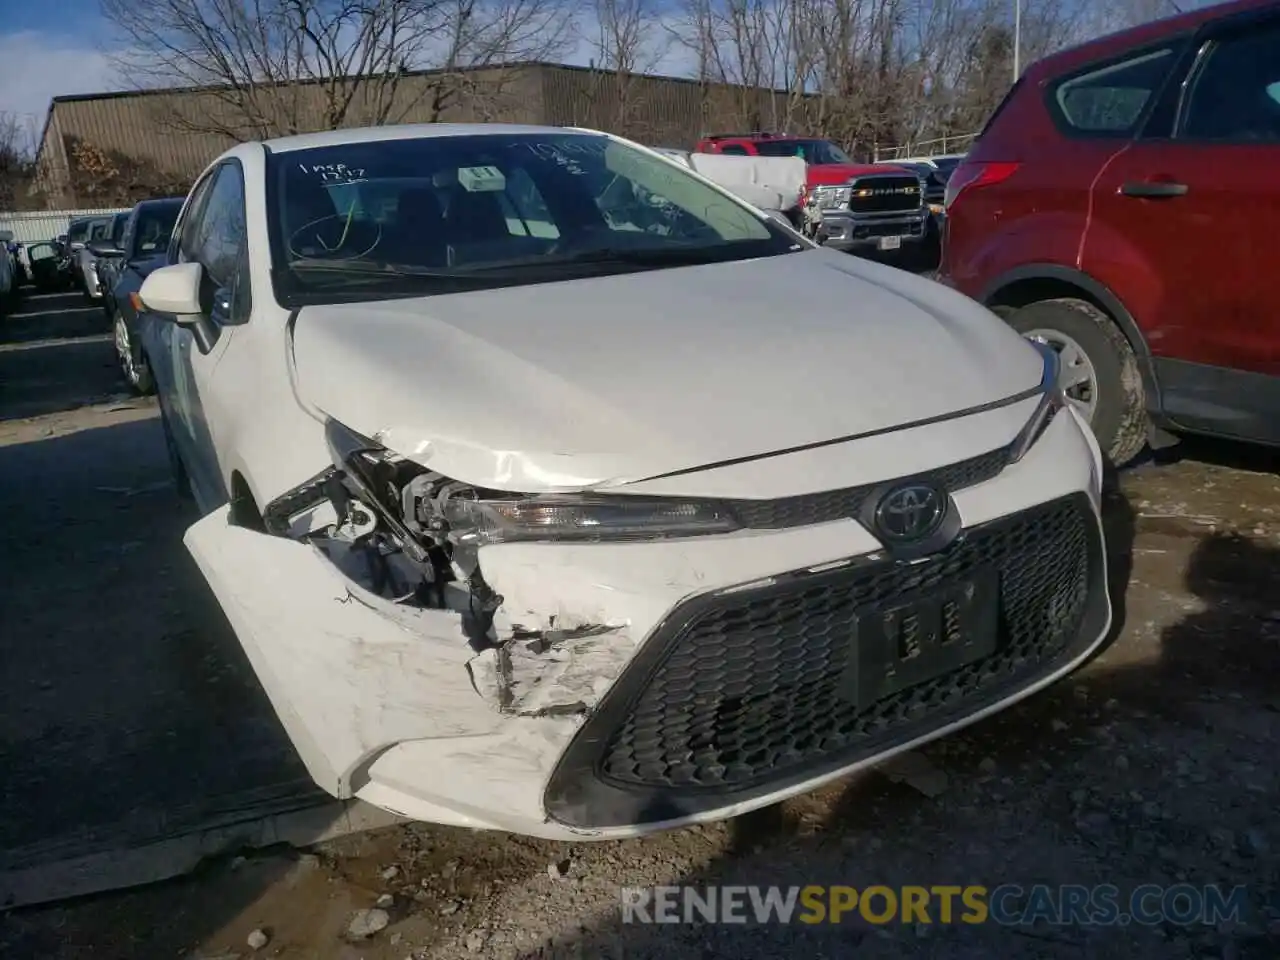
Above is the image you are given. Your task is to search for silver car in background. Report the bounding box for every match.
[72,214,125,303]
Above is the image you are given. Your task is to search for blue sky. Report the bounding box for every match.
[0,0,119,133]
[0,0,676,136]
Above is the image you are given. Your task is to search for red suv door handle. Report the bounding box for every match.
[1120,181,1189,198]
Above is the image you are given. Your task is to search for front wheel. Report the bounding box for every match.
[1006,298,1148,467]
[114,312,155,395]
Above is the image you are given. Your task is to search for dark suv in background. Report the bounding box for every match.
[941,0,1280,466]
[90,197,184,395]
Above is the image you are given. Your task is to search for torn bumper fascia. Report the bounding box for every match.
[184,405,1107,840]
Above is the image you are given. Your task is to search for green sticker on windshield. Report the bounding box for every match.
[458,166,507,193]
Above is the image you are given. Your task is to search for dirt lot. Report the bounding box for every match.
[1,289,1278,960]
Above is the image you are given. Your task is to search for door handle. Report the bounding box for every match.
[1120,181,1188,198]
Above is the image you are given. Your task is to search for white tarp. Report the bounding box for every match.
[652,150,806,213]
[688,153,807,213]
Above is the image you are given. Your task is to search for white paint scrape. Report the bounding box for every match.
[468,627,637,716]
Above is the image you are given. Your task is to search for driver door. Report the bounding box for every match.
[153,161,253,512]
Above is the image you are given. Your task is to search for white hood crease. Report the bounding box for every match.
[288,247,1041,492]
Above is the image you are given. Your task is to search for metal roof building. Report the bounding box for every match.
[33,63,800,209]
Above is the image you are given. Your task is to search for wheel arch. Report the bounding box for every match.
[228,469,267,532]
[978,263,1162,409]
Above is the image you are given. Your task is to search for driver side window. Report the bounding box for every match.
[172,174,215,264]
[182,163,251,323]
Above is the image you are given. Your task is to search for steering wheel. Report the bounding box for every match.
[288,213,382,261]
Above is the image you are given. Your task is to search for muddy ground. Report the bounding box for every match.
[1,289,1278,960]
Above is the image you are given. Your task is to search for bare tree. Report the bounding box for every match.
[413,0,573,123]
[0,113,37,211]
[100,0,572,138]
[671,0,813,134]
[576,0,672,137]
[65,137,191,207]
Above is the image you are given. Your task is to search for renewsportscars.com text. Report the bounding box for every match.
[621,884,1248,927]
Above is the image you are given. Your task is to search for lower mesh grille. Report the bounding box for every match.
[545,494,1104,828]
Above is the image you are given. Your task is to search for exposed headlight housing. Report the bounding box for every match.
[1007,339,1066,464]
[319,418,740,546]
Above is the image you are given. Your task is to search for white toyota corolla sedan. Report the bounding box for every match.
[138,123,1111,840]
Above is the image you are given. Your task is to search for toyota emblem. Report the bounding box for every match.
[874,482,947,542]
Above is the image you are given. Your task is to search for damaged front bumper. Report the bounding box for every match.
[185,403,1110,840]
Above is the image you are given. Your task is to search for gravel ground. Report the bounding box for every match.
[2,287,1279,960]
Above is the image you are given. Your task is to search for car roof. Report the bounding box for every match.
[1030,0,1275,77]
[136,197,185,210]
[261,123,600,154]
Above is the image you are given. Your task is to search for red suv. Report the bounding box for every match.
[941,0,1280,466]
[695,133,928,255]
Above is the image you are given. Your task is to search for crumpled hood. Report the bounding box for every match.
[288,248,1041,491]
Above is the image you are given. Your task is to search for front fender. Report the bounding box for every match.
[978,262,1164,415]
[950,211,1087,298]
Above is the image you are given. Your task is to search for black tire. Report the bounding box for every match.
[114,312,155,395]
[159,400,195,502]
[1006,298,1148,467]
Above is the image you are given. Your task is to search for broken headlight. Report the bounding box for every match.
[320,418,739,547]
[1007,339,1066,464]
[437,492,739,545]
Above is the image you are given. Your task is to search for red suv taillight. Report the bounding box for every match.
[943,161,1020,211]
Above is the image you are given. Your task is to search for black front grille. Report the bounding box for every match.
[545,495,1105,829]
[848,175,924,214]
[729,443,1009,530]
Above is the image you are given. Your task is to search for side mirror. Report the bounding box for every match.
[88,241,124,258]
[139,262,203,320]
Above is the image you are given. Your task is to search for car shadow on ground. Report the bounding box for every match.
[518,475,1280,959]
[0,414,327,953]
[2,293,105,344]
[0,294,127,423]
[1150,434,1280,476]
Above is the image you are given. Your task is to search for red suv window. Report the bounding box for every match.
[1181,27,1280,140]
[1045,45,1182,137]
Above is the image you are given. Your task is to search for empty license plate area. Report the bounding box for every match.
[878,235,902,250]
[845,569,1000,707]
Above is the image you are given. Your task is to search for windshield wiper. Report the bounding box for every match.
[454,245,740,273]
[291,258,457,278]
[289,244,771,284]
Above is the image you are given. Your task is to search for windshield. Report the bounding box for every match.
[752,139,853,164]
[270,132,800,304]
[134,204,180,255]
[67,221,89,243]
[931,157,963,180]
[110,213,129,243]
